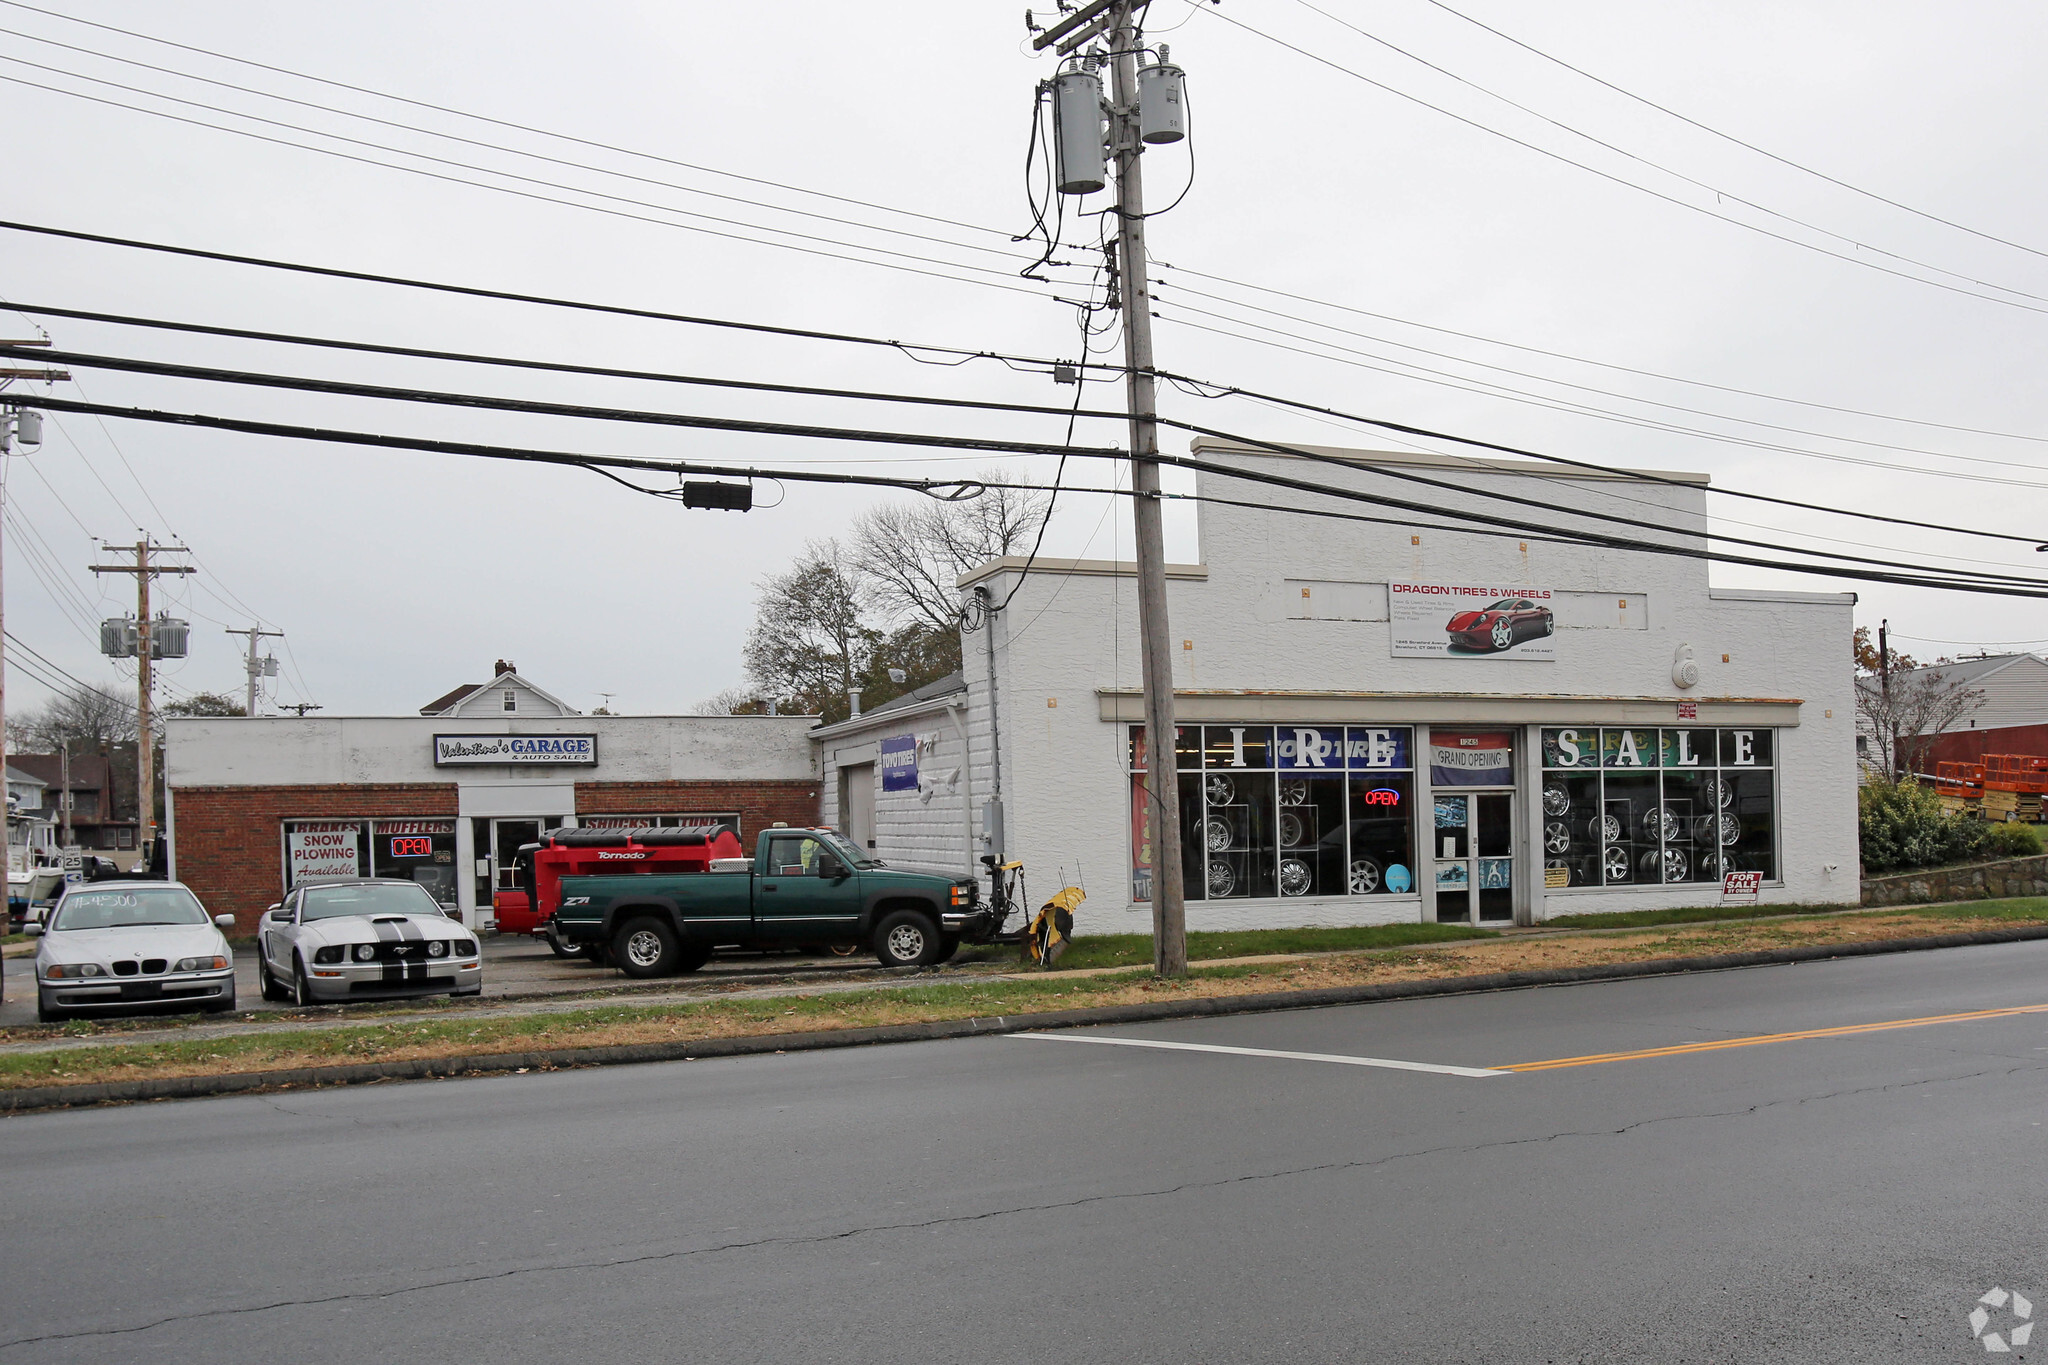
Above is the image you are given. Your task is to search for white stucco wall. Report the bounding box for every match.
[938,444,1858,934]
[816,690,983,880]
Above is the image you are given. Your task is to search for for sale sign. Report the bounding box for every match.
[287,821,362,883]
[1722,870,1763,904]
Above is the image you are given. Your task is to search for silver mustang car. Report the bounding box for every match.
[257,878,481,1005]
[31,881,237,1023]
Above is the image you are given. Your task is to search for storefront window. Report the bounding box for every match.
[1131,725,1416,901]
[371,819,459,907]
[1541,728,1777,891]
[282,819,370,889]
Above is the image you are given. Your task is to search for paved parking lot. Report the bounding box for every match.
[0,932,888,1026]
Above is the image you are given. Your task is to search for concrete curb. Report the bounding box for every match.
[7,922,2048,1115]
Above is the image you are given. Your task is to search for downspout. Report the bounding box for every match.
[975,584,1004,864]
[944,700,976,881]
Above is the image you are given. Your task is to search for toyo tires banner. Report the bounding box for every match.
[1390,581,1556,659]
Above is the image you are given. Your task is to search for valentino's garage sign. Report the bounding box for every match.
[1389,581,1556,660]
[433,734,598,766]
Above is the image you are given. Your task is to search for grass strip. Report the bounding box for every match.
[1044,922,1494,970]
[7,899,2048,1093]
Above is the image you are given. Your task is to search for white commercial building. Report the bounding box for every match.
[818,441,1859,929]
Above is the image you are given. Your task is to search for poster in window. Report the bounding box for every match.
[1389,582,1556,659]
[1430,731,1516,787]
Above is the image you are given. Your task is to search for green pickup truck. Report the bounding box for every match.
[551,827,988,976]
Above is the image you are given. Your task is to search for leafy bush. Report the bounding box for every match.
[1858,778,1987,873]
[1983,821,2045,859]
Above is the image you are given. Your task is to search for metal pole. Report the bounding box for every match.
[136,542,153,864]
[1107,1,1186,977]
[1879,618,1893,779]
[60,738,70,848]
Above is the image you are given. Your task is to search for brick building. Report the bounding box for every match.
[165,686,820,931]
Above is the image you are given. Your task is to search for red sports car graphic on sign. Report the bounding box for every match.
[1445,597,1554,652]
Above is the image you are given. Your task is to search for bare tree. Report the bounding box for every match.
[692,686,768,716]
[10,684,139,754]
[1856,663,1983,780]
[742,540,879,724]
[849,473,1051,635]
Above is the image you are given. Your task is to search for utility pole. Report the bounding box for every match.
[59,739,71,849]
[1879,618,1896,780]
[225,625,283,716]
[281,702,324,717]
[91,541,194,866]
[1,342,62,877]
[1108,1,1186,976]
[1031,0,1187,975]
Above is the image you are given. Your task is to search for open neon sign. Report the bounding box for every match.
[388,836,434,858]
[1359,788,1401,807]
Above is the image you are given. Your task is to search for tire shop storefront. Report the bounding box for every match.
[164,714,819,931]
[912,439,1858,931]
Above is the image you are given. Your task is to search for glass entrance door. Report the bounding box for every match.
[1432,791,1515,924]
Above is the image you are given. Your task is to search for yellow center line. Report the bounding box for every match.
[1495,1002,2048,1072]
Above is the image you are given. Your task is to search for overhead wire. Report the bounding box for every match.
[1416,0,2048,266]
[1196,5,2048,318]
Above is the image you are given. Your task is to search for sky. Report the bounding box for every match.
[2,0,2045,717]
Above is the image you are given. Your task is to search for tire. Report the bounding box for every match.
[292,955,318,1008]
[581,942,611,965]
[36,995,65,1025]
[613,917,680,978]
[204,984,237,1015]
[452,986,484,997]
[675,941,713,974]
[543,925,579,959]
[873,909,943,968]
[257,953,288,1002]
[1542,614,1554,636]
[827,942,861,957]
[932,934,961,966]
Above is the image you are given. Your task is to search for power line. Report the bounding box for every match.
[0,29,1027,268]
[1196,5,2048,319]
[0,70,1071,306]
[0,301,1133,426]
[0,219,1124,375]
[1281,0,2048,305]
[1154,279,2048,478]
[1416,0,2048,266]
[1158,261,2048,449]
[22,389,2048,598]
[0,0,1016,246]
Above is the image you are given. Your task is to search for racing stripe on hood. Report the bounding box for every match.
[371,916,410,984]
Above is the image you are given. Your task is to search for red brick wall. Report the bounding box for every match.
[169,780,820,936]
[169,785,457,934]
[573,780,819,837]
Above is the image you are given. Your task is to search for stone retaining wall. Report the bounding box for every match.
[1860,854,2048,907]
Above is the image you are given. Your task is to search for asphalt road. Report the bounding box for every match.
[6,941,2048,1363]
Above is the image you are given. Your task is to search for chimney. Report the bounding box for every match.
[848,686,863,718]
[495,659,515,676]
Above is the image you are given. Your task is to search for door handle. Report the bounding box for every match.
[762,885,778,892]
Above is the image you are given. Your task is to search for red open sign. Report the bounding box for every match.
[1360,788,1401,807]
[388,836,434,858]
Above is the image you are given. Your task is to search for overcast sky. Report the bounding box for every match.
[2,0,2044,717]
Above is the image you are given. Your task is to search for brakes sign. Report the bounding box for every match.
[1721,870,1763,903]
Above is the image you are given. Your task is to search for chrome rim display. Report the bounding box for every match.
[1348,858,1380,894]
[1602,845,1631,881]
[1279,812,1306,847]
[1203,816,1233,852]
[1662,847,1688,882]
[1542,784,1571,816]
[1598,813,1623,845]
[1544,821,1571,854]
[1279,778,1308,806]
[1279,859,1312,896]
[1207,860,1236,897]
[1205,775,1236,805]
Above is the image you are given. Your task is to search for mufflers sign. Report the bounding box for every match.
[432,734,598,766]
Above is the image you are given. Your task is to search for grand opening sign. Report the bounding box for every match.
[433,734,598,766]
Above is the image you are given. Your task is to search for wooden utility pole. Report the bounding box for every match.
[91,542,194,865]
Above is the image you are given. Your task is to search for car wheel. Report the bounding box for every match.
[827,942,861,957]
[1279,858,1312,896]
[1543,614,1554,636]
[613,917,680,978]
[873,909,942,968]
[452,985,484,997]
[1348,858,1381,894]
[257,953,288,1002]
[543,925,580,958]
[1490,620,1513,650]
[580,942,612,966]
[931,933,962,966]
[675,941,714,974]
[292,955,318,1008]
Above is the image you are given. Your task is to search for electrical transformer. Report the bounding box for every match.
[12,409,40,447]
[150,616,190,660]
[1137,62,1186,144]
[100,618,137,659]
[1052,69,1106,195]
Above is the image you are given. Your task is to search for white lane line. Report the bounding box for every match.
[1011,1032,1509,1077]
